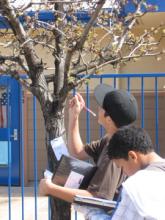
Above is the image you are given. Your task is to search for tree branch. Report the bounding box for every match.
[1,0,49,102]
[36,20,66,36]
[53,3,66,96]
[115,1,145,54]
[70,50,165,76]
[63,0,106,91]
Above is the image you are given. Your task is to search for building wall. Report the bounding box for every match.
[119,12,165,91]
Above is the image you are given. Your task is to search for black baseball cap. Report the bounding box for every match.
[94,84,138,127]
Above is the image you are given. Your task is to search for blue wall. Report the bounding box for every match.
[149,0,165,11]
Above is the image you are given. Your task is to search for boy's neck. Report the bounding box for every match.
[140,152,164,168]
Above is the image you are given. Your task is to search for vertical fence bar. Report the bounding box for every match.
[127,77,130,92]
[86,83,90,144]
[141,77,144,128]
[20,87,25,220]
[113,77,116,88]
[155,77,160,153]
[71,88,78,220]
[7,83,11,220]
[33,96,38,220]
[72,87,77,220]
[73,88,76,96]
[48,198,51,220]
[99,77,104,138]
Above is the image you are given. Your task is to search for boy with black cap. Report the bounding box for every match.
[39,84,138,203]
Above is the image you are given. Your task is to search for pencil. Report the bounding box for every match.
[83,106,96,117]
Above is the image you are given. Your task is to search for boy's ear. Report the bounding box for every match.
[106,115,111,122]
[106,115,116,126]
[128,151,137,161]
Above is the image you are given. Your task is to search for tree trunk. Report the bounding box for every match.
[50,197,71,220]
[44,106,71,220]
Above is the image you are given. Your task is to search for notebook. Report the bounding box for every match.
[52,155,97,189]
[74,195,117,210]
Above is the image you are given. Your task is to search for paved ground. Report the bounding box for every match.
[0,187,84,220]
[0,187,48,220]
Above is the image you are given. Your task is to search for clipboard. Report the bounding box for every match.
[74,195,117,210]
[52,155,97,189]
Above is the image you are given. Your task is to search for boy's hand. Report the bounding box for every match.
[39,178,53,196]
[69,93,85,118]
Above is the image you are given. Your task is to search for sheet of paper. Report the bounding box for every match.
[51,136,69,161]
[64,171,84,189]
[44,169,53,179]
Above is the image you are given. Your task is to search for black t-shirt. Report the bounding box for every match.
[84,135,126,200]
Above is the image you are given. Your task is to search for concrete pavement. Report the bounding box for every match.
[0,187,48,220]
[0,186,84,220]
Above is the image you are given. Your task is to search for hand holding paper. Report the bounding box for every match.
[44,169,53,179]
[39,178,53,196]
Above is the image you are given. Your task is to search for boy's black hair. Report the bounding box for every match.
[108,126,154,160]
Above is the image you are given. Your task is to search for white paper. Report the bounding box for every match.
[44,169,53,179]
[64,171,84,189]
[51,136,69,161]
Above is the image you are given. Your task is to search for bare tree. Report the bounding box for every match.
[0,0,164,219]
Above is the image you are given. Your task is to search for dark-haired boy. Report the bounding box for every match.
[77,126,165,220]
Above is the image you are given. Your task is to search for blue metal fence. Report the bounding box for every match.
[3,72,165,219]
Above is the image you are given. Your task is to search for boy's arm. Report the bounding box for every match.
[68,93,89,160]
[39,178,94,203]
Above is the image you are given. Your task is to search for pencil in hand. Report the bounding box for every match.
[83,106,96,117]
